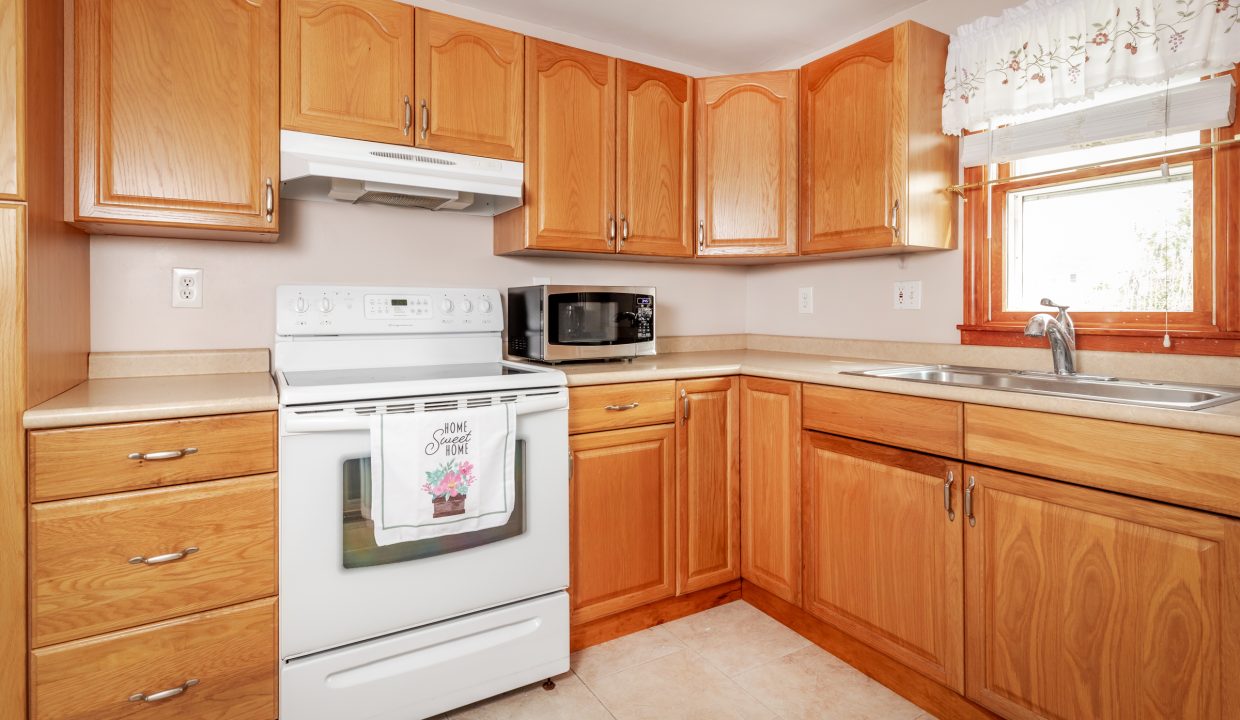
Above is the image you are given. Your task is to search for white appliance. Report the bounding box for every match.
[275,284,569,720]
[280,131,524,216]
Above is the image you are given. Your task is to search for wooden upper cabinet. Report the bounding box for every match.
[695,71,798,257]
[800,22,955,257]
[282,0,414,145]
[964,466,1239,719]
[676,378,740,594]
[803,432,965,691]
[415,9,523,160]
[72,0,280,238]
[617,61,693,258]
[0,0,22,200]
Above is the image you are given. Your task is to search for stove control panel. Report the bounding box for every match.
[276,285,503,335]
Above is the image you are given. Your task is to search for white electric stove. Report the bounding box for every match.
[274,285,569,720]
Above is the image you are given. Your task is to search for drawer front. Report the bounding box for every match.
[569,380,676,434]
[29,412,277,501]
[965,404,1240,516]
[31,598,277,720]
[31,474,278,647]
[803,385,963,458]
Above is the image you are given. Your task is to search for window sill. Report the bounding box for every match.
[958,324,1240,357]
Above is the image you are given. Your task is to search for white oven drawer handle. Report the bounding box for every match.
[129,546,199,566]
[284,394,567,433]
[128,448,197,461]
[129,678,199,703]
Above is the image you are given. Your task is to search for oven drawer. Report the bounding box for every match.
[29,412,277,501]
[30,474,278,647]
[281,592,568,720]
[30,597,277,720]
[569,381,675,434]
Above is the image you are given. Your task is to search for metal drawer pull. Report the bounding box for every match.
[604,402,640,411]
[129,678,199,703]
[964,476,976,527]
[130,546,198,566]
[943,471,955,521]
[128,447,197,461]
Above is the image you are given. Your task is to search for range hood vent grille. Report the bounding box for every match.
[369,150,457,166]
[354,191,472,210]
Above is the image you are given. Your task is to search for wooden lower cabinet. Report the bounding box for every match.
[569,424,676,623]
[676,377,740,594]
[963,465,1240,720]
[739,377,802,604]
[803,431,965,691]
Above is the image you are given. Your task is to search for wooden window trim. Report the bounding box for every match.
[961,70,1240,357]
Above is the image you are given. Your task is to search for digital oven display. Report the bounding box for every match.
[390,299,408,306]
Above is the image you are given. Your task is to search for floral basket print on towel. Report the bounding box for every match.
[422,459,477,517]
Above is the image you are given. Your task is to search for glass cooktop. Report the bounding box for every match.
[282,362,539,388]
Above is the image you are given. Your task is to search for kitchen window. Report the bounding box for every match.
[959,73,1240,356]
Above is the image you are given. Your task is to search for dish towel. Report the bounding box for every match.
[368,403,517,546]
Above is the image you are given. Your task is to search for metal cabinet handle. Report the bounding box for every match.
[681,388,690,422]
[964,475,976,527]
[604,402,639,411]
[943,471,956,521]
[129,678,199,703]
[403,96,412,136]
[420,99,429,140]
[621,214,629,242]
[265,178,274,223]
[607,213,616,247]
[129,547,198,566]
[128,447,197,461]
[697,219,705,251]
[568,450,574,481]
[890,199,900,239]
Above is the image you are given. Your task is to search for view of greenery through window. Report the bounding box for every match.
[1003,166,1194,314]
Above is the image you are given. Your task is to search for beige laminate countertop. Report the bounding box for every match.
[23,372,278,430]
[531,349,1240,438]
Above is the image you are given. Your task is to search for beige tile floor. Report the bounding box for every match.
[443,600,937,720]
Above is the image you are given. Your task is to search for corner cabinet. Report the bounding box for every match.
[695,71,799,257]
[963,466,1240,720]
[799,22,955,257]
[70,0,280,240]
[676,378,740,593]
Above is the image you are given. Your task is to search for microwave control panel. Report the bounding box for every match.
[635,295,654,340]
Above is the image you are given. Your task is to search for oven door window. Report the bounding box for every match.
[547,292,653,346]
[342,440,525,568]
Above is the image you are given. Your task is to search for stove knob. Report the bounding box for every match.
[478,298,493,314]
[294,297,310,314]
[319,297,334,313]
[461,299,474,314]
[440,298,454,314]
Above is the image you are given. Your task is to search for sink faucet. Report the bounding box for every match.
[1024,298,1076,375]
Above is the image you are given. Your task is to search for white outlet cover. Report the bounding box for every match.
[172,268,203,308]
[893,281,922,310]
[798,287,814,314]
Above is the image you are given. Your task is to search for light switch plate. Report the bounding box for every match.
[798,287,814,314]
[172,268,203,308]
[893,281,922,310]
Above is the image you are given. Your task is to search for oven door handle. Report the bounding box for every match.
[283,395,567,433]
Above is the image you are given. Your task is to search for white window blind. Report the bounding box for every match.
[961,75,1235,169]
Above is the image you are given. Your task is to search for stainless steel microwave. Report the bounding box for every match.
[507,285,656,363]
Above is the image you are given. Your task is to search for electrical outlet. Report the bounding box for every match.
[893,281,922,310]
[798,287,814,314]
[172,268,203,308]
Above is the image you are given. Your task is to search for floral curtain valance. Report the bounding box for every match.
[942,0,1240,135]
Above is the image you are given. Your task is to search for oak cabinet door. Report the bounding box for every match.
[414,9,522,160]
[570,424,676,623]
[617,61,693,258]
[282,0,414,145]
[803,432,965,691]
[73,0,280,233]
[740,377,801,605]
[695,70,798,256]
[0,0,21,200]
[676,378,739,594]
[523,39,616,253]
[963,466,1239,720]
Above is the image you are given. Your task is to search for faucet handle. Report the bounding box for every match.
[1039,297,1070,313]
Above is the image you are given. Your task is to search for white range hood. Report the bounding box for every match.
[280,130,523,216]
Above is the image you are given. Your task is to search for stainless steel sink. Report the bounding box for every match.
[843,365,1240,411]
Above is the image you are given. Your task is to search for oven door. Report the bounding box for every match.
[278,388,569,660]
[543,287,655,361]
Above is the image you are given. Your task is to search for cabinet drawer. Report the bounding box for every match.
[29,412,277,501]
[30,597,277,720]
[803,385,962,457]
[569,381,675,434]
[30,474,277,647]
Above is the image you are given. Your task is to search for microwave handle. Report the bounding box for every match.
[284,394,566,433]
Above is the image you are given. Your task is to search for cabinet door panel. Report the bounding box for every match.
[617,61,692,257]
[964,466,1238,720]
[696,71,797,256]
[804,432,964,691]
[75,0,279,231]
[415,9,522,160]
[570,424,675,623]
[0,0,22,200]
[740,378,801,605]
[282,0,414,145]
[525,39,615,253]
[676,378,739,594]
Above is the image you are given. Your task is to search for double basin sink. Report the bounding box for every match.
[843,365,1240,411]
